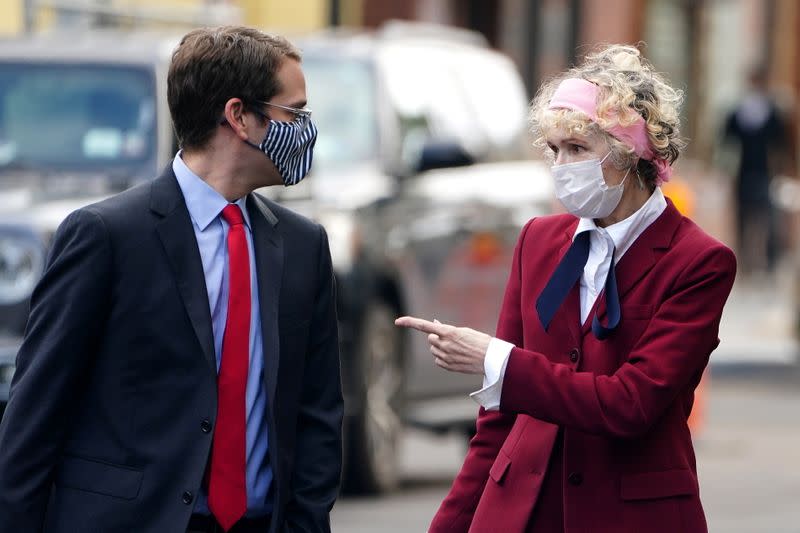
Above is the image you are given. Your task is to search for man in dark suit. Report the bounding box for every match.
[724,66,789,275]
[0,26,342,533]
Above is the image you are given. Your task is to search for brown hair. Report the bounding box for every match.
[167,25,301,150]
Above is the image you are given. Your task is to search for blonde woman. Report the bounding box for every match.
[397,44,736,533]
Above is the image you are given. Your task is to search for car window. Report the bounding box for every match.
[450,50,529,152]
[379,42,487,157]
[0,62,156,172]
[302,56,379,168]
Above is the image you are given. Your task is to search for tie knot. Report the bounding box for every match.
[221,204,245,226]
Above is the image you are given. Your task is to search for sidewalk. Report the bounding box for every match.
[678,162,800,370]
[712,266,799,368]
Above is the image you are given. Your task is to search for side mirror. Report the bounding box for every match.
[415,140,474,173]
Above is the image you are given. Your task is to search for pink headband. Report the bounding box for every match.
[548,78,671,183]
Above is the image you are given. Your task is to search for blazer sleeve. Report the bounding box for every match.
[0,208,112,530]
[429,219,534,533]
[284,225,344,533]
[500,243,737,439]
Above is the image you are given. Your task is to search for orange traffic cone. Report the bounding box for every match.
[688,369,709,436]
[664,177,708,436]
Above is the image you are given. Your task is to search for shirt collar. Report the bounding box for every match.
[573,187,667,257]
[172,152,252,231]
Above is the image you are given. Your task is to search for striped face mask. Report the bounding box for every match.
[248,115,318,186]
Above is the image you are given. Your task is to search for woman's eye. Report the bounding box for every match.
[570,144,584,153]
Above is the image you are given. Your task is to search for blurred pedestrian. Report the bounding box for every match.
[0,26,342,533]
[396,44,736,533]
[724,65,788,276]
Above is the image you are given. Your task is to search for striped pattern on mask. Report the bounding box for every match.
[260,116,318,186]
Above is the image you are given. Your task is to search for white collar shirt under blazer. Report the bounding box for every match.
[470,187,668,411]
[573,187,667,323]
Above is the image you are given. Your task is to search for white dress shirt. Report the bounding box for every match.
[470,188,668,410]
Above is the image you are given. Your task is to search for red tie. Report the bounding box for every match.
[208,204,250,531]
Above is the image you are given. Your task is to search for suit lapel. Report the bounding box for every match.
[247,193,283,410]
[584,200,682,333]
[151,168,217,372]
[534,223,581,344]
[546,225,583,346]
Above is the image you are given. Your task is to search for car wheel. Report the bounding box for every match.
[343,299,405,494]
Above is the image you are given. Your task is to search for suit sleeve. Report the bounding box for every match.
[429,220,535,533]
[500,243,737,439]
[0,208,112,530]
[284,225,343,533]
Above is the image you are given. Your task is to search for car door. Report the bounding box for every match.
[377,40,552,400]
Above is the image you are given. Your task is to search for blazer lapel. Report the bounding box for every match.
[247,193,283,410]
[151,168,217,372]
[585,200,682,333]
[547,225,583,346]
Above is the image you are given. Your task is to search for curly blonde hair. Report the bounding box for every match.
[529,44,686,188]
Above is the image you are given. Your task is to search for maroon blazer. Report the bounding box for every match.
[430,200,736,533]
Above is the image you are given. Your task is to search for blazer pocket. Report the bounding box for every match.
[620,469,698,501]
[56,455,143,500]
[622,304,655,320]
[489,451,511,485]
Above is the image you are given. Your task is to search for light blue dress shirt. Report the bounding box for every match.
[173,154,273,516]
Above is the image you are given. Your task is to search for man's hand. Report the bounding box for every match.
[394,316,491,375]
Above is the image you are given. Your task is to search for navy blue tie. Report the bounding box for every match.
[536,231,620,340]
[591,245,620,340]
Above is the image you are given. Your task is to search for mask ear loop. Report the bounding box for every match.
[630,155,644,190]
[618,166,631,187]
[601,151,631,188]
[636,168,645,190]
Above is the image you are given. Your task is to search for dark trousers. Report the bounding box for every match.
[736,190,779,275]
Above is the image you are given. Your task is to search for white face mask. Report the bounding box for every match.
[551,151,629,219]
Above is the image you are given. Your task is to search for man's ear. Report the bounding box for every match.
[222,98,250,141]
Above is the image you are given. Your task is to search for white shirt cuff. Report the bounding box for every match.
[469,337,514,411]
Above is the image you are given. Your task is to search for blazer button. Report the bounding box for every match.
[182,491,194,505]
[200,419,212,433]
[568,472,583,486]
[569,349,580,363]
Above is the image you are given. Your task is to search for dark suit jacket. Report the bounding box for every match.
[430,200,736,533]
[0,167,343,533]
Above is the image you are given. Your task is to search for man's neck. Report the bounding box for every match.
[181,147,256,203]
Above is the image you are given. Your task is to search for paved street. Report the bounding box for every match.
[332,275,800,532]
[332,371,800,532]
[696,371,800,532]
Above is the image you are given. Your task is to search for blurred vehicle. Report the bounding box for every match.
[0,31,179,423]
[0,23,554,493]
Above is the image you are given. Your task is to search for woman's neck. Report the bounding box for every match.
[595,184,654,228]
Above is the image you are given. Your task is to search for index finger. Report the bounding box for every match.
[394,316,448,335]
